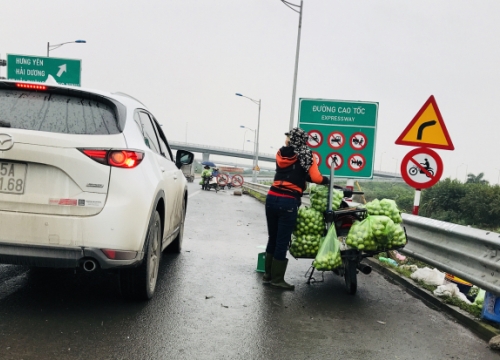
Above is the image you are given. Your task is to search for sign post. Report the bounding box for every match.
[7,54,82,86]
[298,98,378,179]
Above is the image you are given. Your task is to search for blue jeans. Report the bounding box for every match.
[265,194,300,261]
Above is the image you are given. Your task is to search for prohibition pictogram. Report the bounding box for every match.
[231,174,244,187]
[217,173,230,186]
[348,154,366,172]
[400,147,443,189]
[312,151,321,166]
[307,130,323,148]
[350,132,367,150]
[326,152,343,170]
[328,131,345,149]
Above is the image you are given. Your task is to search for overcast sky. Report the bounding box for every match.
[2,1,499,183]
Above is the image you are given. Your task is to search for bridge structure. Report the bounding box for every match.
[170,141,402,179]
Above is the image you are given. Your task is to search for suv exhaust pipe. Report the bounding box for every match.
[357,263,372,275]
[82,259,97,272]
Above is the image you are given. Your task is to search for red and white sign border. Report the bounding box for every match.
[400,147,443,189]
[348,153,366,172]
[327,130,345,150]
[307,130,323,148]
[326,152,344,171]
[350,132,368,150]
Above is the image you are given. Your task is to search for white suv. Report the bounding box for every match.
[0,80,194,300]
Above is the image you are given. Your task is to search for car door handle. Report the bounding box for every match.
[160,167,165,173]
[173,174,178,180]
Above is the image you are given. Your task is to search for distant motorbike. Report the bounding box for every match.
[201,175,219,192]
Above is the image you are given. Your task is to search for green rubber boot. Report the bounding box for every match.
[263,253,273,283]
[270,258,295,290]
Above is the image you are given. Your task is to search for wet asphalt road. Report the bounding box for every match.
[0,182,498,360]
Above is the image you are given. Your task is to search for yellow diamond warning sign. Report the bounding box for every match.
[395,95,454,150]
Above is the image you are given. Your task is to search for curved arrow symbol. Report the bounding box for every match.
[417,120,437,140]
[57,64,67,77]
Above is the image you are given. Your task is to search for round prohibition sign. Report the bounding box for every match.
[350,132,367,150]
[217,173,230,186]
[348,154,366,172]
[307,130,323,148]
[328,131,345,149]
[400,147,443,189]
[326,152,343,170]
[312,151,321,166]
[231,174,244,187]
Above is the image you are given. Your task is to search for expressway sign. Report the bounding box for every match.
[298,98,378,179]
[7,54,81,86]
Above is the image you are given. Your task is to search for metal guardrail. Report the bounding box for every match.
[243,182,310,206]
[243,182,500,296]
[400,214,500,296]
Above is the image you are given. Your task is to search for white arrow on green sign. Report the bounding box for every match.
[298,98,379,179]
[6,54,81,86]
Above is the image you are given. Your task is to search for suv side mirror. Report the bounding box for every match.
[175,150,194,169]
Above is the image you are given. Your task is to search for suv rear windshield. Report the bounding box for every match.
[0,88,121,135]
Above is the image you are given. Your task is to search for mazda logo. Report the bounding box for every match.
[0,134,13,151]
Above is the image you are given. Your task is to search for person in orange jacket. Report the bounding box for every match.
[263,127,329,290]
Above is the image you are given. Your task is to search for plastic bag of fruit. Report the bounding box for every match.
[313,225,342,271]
[345,217,378,251]
[386,222,407,249]
[310,185,343,212]
[365,198,402,224]
[370,215,396,246]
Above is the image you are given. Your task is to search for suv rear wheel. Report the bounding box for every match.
[120,210,162,300]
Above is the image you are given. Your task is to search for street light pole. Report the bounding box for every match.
[240,126,255,151]
[392,158,399,174]
[281,0,304,131]
[256,99,261,181]
[236,94,261,182]
[379,151,387,171]
[47,40,86,57]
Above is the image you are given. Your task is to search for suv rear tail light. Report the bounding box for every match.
[80,149,144,168]
[101,249,138,260]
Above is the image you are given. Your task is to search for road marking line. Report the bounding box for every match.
[188,190,201,199]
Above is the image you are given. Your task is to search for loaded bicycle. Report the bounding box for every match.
[291,171,407,295]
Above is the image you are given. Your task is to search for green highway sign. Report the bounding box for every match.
[7,54,81,86]
[298,98,379,179]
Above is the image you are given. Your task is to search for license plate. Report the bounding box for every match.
[0,162,27,194]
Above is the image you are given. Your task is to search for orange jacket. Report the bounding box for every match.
[272,149,325,194]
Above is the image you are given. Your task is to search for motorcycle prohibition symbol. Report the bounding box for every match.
[409,159,434,177]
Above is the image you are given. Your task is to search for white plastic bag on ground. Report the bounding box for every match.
[410,267,445,286]
[433,283,472,304]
